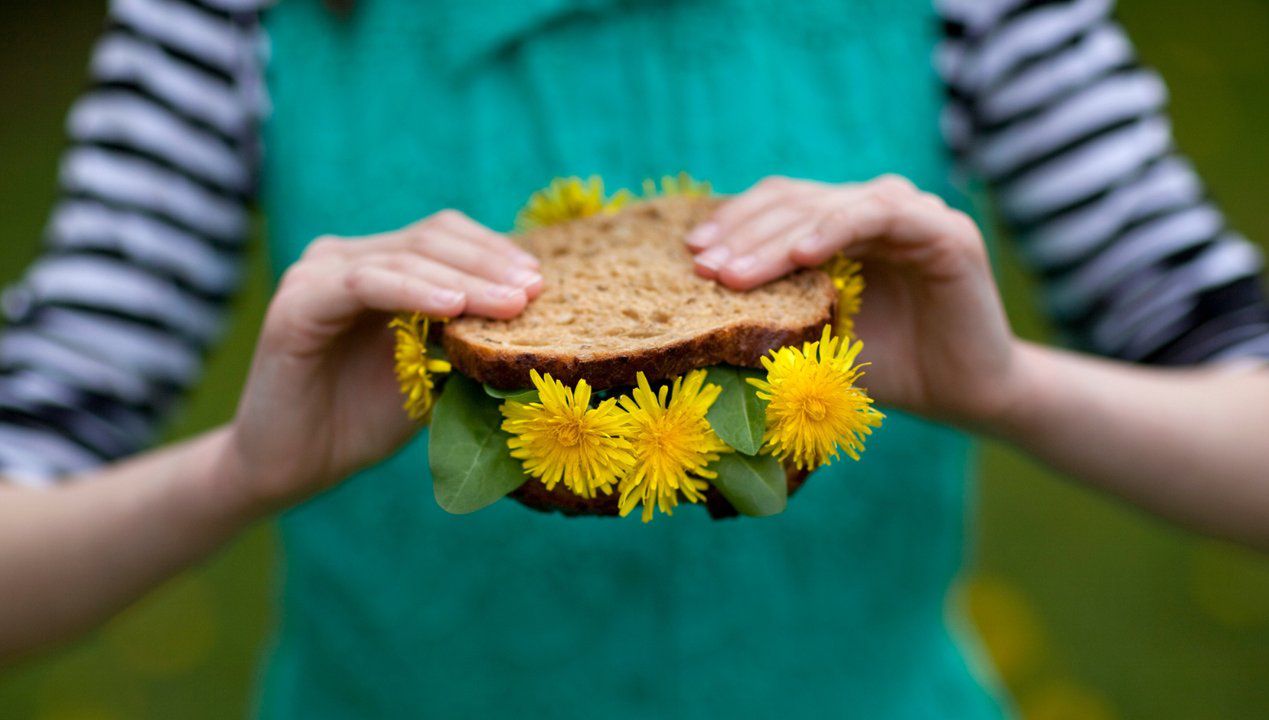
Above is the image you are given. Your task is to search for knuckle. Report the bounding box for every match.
[278,262,314,290]
[410,227,441,253]
[820,207,851,231]
[867,185,898,210]
[922,192,948,208]
[874,173,916,192]
[817,208,858,242]
[343,265,373,293]
[947,216,986,258]
[871,175,916,203]
[305,235,343,258]
[429,209,464,227]
[758,175,793,191]
[261,292,312,352]
[946,209,980,239]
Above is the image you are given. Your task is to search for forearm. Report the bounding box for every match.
[0,426,252,665]
[987,342,1269,549]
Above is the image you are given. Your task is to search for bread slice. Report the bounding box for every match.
[442,195,837,389]
[510,463,810,520]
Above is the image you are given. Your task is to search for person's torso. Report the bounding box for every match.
[258,0,1005,716]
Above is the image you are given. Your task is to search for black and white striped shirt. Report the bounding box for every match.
[3,0,1267,483]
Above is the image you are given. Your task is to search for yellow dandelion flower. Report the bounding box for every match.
[500,370,634,498]
[390,313,452,422]
[516,176,631,230]
[616,370,731,523]
[748,325,884,470]
[823,254,865,338]
[641,172,712,198]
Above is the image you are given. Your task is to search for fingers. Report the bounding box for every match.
[791,183,986,280]
[358,252,528,319]
[343,266,469,317]
[694,174,986,292]
[428,210,540,269]
[687,176,804,252]
[694,207,808,279]
[272,257,466,346]
[714,222,815,289]
[691,177,823,285]
[410,229,543,299]
[301,208,542,312]
[269,248,523,354]
[311,210,542,297]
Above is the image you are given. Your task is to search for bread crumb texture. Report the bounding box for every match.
[443,196,836,388]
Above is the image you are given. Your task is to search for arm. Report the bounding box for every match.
[0,0,543,662]
[936,0,1269,364]
[0,0,266,482]
[998,343,1269,547]
[682,0,1269,547]
[688,173,1269,551]
[0,428,242,664]
[936,0,1269,542]
[0,210,542,665]
[0,0,266,660]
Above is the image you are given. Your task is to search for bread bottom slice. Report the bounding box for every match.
[509,463,810,520]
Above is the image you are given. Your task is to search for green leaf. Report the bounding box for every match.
[483,383,538,403]
[710,454,786,515]
[708,452,787,516]
[704,365,768,455]
[429,374,529,514]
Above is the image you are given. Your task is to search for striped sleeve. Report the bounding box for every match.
[936,0,1269,364]
[0,0,268,485]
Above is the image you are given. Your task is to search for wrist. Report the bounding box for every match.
[969,340,1050,442]
[195,424,268,528]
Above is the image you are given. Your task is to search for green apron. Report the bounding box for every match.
[258,0,1008,716]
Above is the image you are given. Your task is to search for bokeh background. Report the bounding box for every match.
[2,1,1268,718]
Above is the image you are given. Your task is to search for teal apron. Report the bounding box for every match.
[259,0,1008,716]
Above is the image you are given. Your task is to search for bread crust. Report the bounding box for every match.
[509,463,810,519]
[440,195,837,389]
[442,310,834,389]
[441,194,832,518]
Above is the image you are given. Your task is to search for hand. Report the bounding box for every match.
[686,175,1023,428]
[218,210,541,518]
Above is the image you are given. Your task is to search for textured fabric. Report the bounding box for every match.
[258,0,1005,717]
[0,0,265,483]
[6,0,1268,485]
[938,0,1269,363]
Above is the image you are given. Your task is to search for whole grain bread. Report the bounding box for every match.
[509,463,810,519]
[442,195,837,389]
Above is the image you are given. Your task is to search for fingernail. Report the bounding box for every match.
[794,233,826,255]
[725,255,756,276]
[433,289,464,307]
[695,245,731,271]
[505,267,542,288]
[487,284,524,299]
[687,222,719,248]
[513,253,540,268]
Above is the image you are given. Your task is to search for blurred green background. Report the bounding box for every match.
[1,1,1267,718]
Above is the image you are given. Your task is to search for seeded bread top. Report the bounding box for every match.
[441,195,836,389]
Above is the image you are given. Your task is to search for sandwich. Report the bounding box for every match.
[391,176,883,522]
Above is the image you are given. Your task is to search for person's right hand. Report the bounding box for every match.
[216,210,541,519]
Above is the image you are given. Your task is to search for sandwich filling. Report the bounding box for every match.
[391,176,882,522]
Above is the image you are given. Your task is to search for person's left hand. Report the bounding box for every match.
[684,175,1023,429]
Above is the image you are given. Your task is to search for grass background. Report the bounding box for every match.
[1,1,1267,717]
